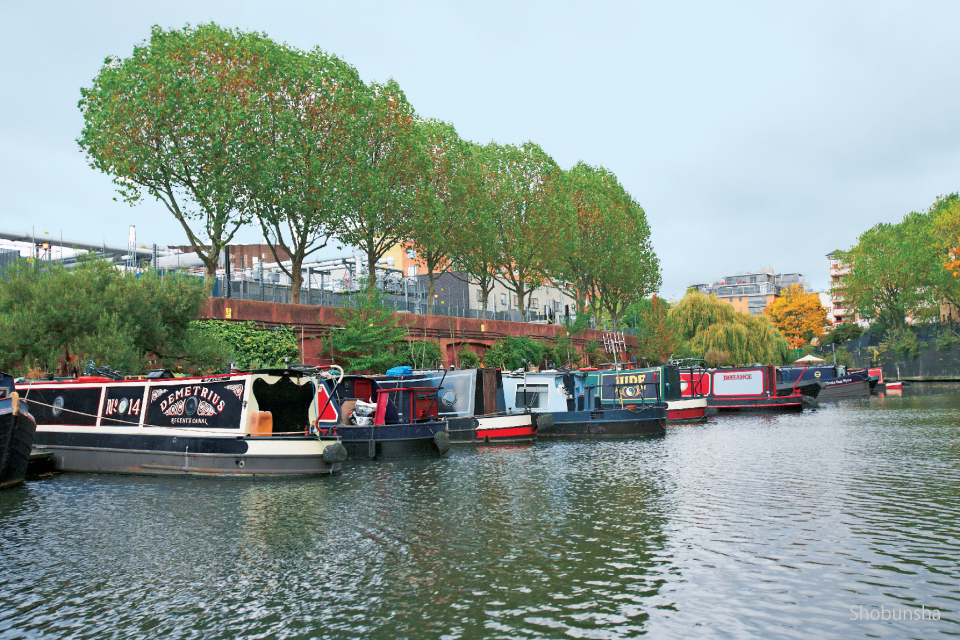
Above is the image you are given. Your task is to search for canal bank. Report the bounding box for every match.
[2,386,958,638]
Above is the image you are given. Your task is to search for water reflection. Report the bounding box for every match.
[2,388,960,638]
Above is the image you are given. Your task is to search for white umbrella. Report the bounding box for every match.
[794,354,825,363]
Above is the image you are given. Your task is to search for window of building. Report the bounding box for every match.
[513,295,518,305]
[476,290,482,302]
[750,276,756,283]
[531,297,538,308]
[500,293,507,306]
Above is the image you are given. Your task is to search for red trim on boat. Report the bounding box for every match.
[668,408,706,420]
[477,426,536,439]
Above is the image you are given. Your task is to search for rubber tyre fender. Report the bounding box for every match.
[433,430,451,455]
[322,442,348,464]
[536,413,554,432]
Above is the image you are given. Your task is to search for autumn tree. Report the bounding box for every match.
[334,80,431,290]
[78,24,263,291]
[766,284,828,348]
[627,296,675,365]
[408,119,471,314]
[247,43,366,304]
[486,142,573,318]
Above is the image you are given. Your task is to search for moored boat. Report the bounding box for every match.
[23,368,346,476]
[584,363,709,423]
[704,366,806,412]
[377,368,536,444]
[502,370,666,438]
[778,364,869,400]
[319,374,451,459]
[0,372,38,489]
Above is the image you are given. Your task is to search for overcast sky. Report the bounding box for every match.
[3,1,959,297]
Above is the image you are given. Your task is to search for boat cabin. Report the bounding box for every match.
[23,369,335,437]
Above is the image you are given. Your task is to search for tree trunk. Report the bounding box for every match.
[366,239,378,292]
[203,260,218,296]
[290,257,303,305]
[516,281,526,319]
[428,274,437,315]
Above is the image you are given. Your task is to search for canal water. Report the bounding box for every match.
[2,386,959,639]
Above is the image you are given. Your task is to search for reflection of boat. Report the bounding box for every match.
[778,365,869,400]
[583,364,708,422]
[502,370,666,438]
[700,366,806,412]
[23,368,346,476]
[0,372,37,489]
[377,368,535,444]
[321,375,451,459]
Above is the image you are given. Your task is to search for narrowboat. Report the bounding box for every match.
[583,363,708,423]
[778,364,870,400]
[318,374,451,459]
[377,368,536,444]
[0,372,38,489]
[502,370,666,438]
[22,368,347,476]
[702,366,806,412]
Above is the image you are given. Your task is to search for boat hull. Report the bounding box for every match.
[0,401,37,489]
[33,431,342,476]
[817,379,871,400]
[448,414,536,444]
[339,421,450,459]
[666,398,707,422]
[709,396,804,412]
[534,406,666,438]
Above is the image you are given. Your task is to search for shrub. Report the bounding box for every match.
[457,347,482,369]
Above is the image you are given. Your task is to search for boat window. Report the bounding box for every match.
[252,376,314,433]
[515,384,549,408]
[25,387,101,426]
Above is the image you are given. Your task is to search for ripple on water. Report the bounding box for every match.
[1,389,960,639]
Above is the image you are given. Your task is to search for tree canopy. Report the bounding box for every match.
[0,257,229,375]
[766,284,828,348]
[669,290,790,366]
[78,24,263,290]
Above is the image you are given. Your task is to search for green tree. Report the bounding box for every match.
[560,163,660,329]
[0,257,229,375]
[670,290,790,365]
[819,322,863,345]
[457,347,482,369]
[190,321,301,369]
[484,336,545,370]
[835,212,937,331]
[395,340,444,369]
[408,120,472,314]
[247,42,367,304]
[78,24,263,291]
[334,80,431,288]
[487,142,573,318]
[627,295,676,365]
[448,143,502,317]
[331,287,406,373]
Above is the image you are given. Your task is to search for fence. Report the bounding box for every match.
[211,276,637,333]
[811,323,960,379]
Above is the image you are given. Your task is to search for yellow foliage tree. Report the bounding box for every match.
[766,284,828,348]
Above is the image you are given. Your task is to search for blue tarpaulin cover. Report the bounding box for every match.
[385,366,413,377]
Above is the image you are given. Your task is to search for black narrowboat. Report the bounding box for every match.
[0,372,37,489]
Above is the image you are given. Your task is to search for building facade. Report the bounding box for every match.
[826,250,859,325]
[692,269,802,315]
